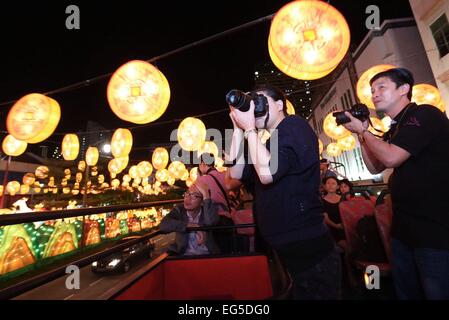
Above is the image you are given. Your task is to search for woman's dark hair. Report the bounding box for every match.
[322,176,339,186]
[253,85,288,116]
[339,178,353,192]
[369,67,414,100]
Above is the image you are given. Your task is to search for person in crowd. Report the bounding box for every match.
[342,67,449,299]
[195,154,241,253]
[159,182,219,256]
[227,84,341,299]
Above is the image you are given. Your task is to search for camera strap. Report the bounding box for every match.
[367,118,385,138]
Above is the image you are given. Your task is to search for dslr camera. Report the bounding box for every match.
[226,89,269,118]
[333,103,370,125]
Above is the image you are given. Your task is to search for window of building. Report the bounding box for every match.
[344,93,349,109]
[340,96,346,109]
[347,89,353,106]
[430,14,449,58]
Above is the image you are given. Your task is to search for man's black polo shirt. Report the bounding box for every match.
[383,103,449,249]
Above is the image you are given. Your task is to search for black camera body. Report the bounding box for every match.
[333,103,370,125]
[226,89,269,118]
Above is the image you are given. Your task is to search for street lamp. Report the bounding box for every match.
[102,144,111,154]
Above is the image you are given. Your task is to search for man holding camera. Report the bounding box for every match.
[226,85,341,300]
[341,68,449,300]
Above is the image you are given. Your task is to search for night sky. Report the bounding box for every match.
[0,0,412,161]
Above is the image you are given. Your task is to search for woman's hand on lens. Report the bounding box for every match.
[231,101,256,131]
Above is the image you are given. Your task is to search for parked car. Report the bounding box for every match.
[91,236,155,273]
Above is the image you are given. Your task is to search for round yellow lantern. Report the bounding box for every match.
[2,135,27,156]
[137,161,153,178]
[111,179,120,189]
[152,147,169,170]
[76,172,83,183]
[6,93,61,143]
[369,117,387,135]
[115,155,129,171]
[22,173,36,186]
[52,187,58,194]
[286,100,295,115]
[436,100,446,113]
[189,167,198,182]
[6,181,20,196]
[108,159,122,175]
[107,60,171,124]
[20,184,30,195]
[381,116,392,132]
[86,147,99,166]
[357,64,396,109]
[326,143,342,157]
[337,135,356,151]
[63,187,70,194]
[412,84,442,108]
[48,177,55,188]
[101,183,109,189]
[167,177,175,186]
[78,160,86,172]
[133,177,142,185]
[98,174,105,185]
[186,177,194,188]
[61,178,68,187]
[122,174,132,183]
[33,186,41,194]
[318,139,324,155]
[64,168,71,176]
[177,117,206,152]
[61,134,79,161]
[268,1,350,80]
[35,166,49,179]
[142,177,149,187]
[180,169,189,181]
[111,128,133,158]
[323,113,351,140]
[168,161,186,180]
[155,169,169,182]
[198,141,219,158]
[71,189,80,196]
[129,165,139,179]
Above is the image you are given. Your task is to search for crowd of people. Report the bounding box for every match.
[159,67,449,300]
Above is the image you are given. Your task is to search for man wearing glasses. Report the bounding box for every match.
[160,182,220,256]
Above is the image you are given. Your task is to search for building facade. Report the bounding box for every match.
[409,0,449,117]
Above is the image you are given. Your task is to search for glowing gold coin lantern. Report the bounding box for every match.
[111,128,133,158]
[168,161,186,180]
[78,160,86,172]
[6,93,61,143]
[286,100,295,115]
[268,0,350,80]
[6,181,20,196]
[155,169,169,182]
[369,117,387,135]
[337,135,356,151]
[20,184,30,195]
[98,174,105,185]
[189,167,198,182]
[2,135,27,156]
[412,84,442,110]
[323,113,351,140]
[86,147,99,166]
[152,147,169,170]
[357,64,396,109]
[137,161,153,178]
[177,117,206,152]
[326,143,342,157]
[35,166,49,179]
[111,179,120,189]
[22,173,36,186]
[198,141,219,158]
[107,60,171,124]
[61,134,79,161]
[115,156,129,171]
[129,165,139,179]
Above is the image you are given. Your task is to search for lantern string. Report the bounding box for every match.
[0,14,275,108]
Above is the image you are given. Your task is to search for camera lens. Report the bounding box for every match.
[226,90,252,112]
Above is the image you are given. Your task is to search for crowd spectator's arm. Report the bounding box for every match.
[159,207,187,233]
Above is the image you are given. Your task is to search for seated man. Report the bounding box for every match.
[160,182,220,256]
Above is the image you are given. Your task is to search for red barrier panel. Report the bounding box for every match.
[115,255,273,300]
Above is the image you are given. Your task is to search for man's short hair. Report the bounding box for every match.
[369,67,414,100]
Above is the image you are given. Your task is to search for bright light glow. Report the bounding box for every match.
[103,144,111,153]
